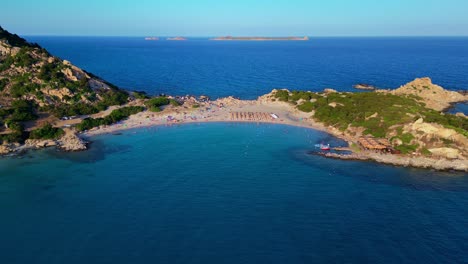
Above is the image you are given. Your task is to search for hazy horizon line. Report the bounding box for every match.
[23,34,468,38]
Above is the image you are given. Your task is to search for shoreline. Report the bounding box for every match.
[76,97,466,172]
[2,90,467,172]
[81,118,467,172]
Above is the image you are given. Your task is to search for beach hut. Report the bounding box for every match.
[358,137,394,152]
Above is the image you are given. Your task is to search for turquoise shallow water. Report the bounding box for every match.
[1,123,468,263]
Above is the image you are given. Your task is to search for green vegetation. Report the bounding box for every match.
[274,90,320,103]
[0,47,41,71]
[38,61,65,82]
[145,97,170,112]
[39,88,130,118]
[395,144,419,154]
[170,99,181,106]
[9,100,37,121]
[76,106,144,131]
[0,26,41,48]
[276,90,468,139]
[391,128,415,145]
[192,104,200,108]
[297,102,314,112]
[96,89,129,110]
[29,124,64,140]
[13,47,39,67]
[0,56,14,71]
[421,148,432,157]
[45,103,100,118]
[0,26,135,144]
[0,78,8,91]
[274,90,290,102]
[10,79,40,98]
[0,119,26,144]
[133,91,150,99]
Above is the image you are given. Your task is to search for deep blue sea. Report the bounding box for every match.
[1,123,468,263]
[1,37,467,263]
[26,37,468,99]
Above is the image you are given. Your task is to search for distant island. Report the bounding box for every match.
[167,37,187,41]
[211,36,309,41]
[1,26,467,171]
[144,37,159,41]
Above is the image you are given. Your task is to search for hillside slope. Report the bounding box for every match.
[0,26,130,143]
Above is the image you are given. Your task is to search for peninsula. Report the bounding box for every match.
[211,36,309,41]
[1,26,467,171]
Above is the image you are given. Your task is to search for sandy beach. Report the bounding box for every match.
[73,95,467,172]
[82,97,332,137]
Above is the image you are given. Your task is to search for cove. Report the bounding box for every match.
[0,123,467,263]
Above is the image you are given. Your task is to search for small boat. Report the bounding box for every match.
[315,143,331,150]
[320,144,331,151]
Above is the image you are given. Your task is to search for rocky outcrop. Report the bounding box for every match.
[353,84,376,90]
[42,87,73,101]
[24,139,58,149]
[323,152,467,172]
[429,148,462,160]
[386,77,468,111]
[57,131,87,151]
[0,144,13,155]
[0,40,19,56]
[407,118,468,148]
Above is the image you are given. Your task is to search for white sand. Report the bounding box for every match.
[82,99,331,137]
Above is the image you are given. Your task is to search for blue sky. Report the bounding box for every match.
[2,0,468,36]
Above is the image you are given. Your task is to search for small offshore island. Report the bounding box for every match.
[166,37,187,41]
[211,36,309,41]
[0,26,467,171]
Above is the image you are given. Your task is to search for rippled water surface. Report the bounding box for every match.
[26,37,468,99]
[1,123,467,263]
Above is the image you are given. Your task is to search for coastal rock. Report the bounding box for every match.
[328,102,343,108]
[368,153,467,171]
[0,40,20,56]
[429,148,462,160]
[89,78,112,90]
[408,118,468,148]
[25,139,58,149]
[387,77,468,111]
[353,84,376,90]
[324,88,337,94]
[323,152,467,171]
[216,96,243,106]
[42,87,73,102]
[58,131,87,151]
[62,68,78,81]
[0,145,12,155]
